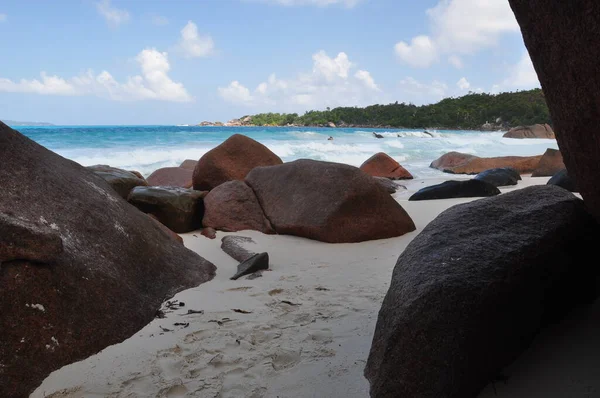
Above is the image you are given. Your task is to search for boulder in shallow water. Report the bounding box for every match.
[147,167,193,188]
[431,151,543,174]
[192,134,283,191]
[87,164,148,199]
[245,159,416,243]
[128,186,206,233]
[360,152,413,180]
[503,123,555,139]
[409,179,500,201]
[365,185,600,397]
[547,169,578,192]
[474,167,521,187]
[532,148,565,177]
[0,122,216,398]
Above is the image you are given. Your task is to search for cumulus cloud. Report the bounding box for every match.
[448,55,463,69]
[96,0,130,27]
[0,14,7,22]
[394,0,519,68]
[218,50,383,111]
[502,53,540,88]
[457,77,470,90]
[399,77,448,102]
[0,48,192,102]
[178,21,214,58]
[254,0,361,7]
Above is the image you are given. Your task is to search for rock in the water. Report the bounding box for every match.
[0,213,63,263]
[431,151,543,174]
[128,186,206,233]
[0,122,215,398]
[532,148,565,177]
[365,185,599,398]
[474,167,521,187]
[147,167,193,188]
[180,159,198,170]
[231,252,270,280]
[409,179,501,201]
[202,180,275,234]
[245,159,416,243]
[547,169,578,192]
[373,132,384,139]
[221,235,257,262]
[192,134,283,191]
[503,123,555,139]
[360,152,413,180]
[87,164,148,199]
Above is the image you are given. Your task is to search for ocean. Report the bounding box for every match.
[14,125,559,179]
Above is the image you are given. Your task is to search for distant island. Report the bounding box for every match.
[200,89,550,130]
[2,119,54,126]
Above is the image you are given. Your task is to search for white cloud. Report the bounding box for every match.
[96,0,130,27]
[0,13,7,22]
[256,0,361,7]
[448,55,463,69]
[178,21,214,58]
[150,14,169,26]
[394,0,519,68]
[457,77,470,90]
[399,77,448,102]
[218,50,383,110]
[502,53,539,88]
[0,48,192,102]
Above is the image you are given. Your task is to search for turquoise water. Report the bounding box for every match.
[14,125,559,178]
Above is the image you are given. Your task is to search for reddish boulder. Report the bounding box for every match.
[431,151,543,175]
[87,164,148,199]
[193,134,283,191]
[147,167,193,188]
[532,148,565,177]
[180,159,198,170]
[0,122,215,398]
[503,124,555,139]
[360,152,413,180]
[245,159,416,243]
[203,180,275,234]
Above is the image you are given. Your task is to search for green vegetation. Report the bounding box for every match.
[243,89,551,129]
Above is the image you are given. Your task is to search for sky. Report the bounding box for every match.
[0,0,540,125]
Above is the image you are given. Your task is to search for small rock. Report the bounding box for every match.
[231,252,269,280]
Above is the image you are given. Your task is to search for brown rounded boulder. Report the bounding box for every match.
[202,180,275,234]
[360,152,413,180]
[431,151,543,175]
[87,164,148,199]
[245,159,416,243]
[503,124,555,139]
[193,134,283,191]
[180,159,198,170]
[147,167,193,188]
[532,148,565,177]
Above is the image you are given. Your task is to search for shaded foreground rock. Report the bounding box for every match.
[360,152,413,180]
[474,167,521,187]
[147,214,183,244]
[0,213,63,263]
[373,177,403,194]
[221,235,257,262]
[202,181,275,234]
[87,164,148,199]
[431,151,543,174]
[503,123,555,139]
[246,159,416,243]
[532,148,565,177]
[366,185,599,398]
[231,252,270,280]
[128,186,206,233]
[409,179,500,201]
[547,169,578,192]
[147,167,193,188]
[0,122,216,398]
[193,134,283,191]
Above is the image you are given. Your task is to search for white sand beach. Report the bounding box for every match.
[31,176,600,398]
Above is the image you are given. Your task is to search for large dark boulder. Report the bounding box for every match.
[503,124,555,139]
[532,148,565,177]
[245,159,416,243]
[547,169,578,192]
[87,164,148,199]
[474,168,521,187]
[202,180,275,234]
[0,122,216,398]
[128,186,206,233]
[146,167,193,188]
[192,134,283,191]
[431,151,543,175]
[507,0,600,223]
[360,152,413,180]
[365,185,599,397]
[409,179,500,201]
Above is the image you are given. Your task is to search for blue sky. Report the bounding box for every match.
[0,0,539,125]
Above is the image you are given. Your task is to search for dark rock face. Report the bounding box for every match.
[147,214,183,244]
[0,213,63,263]
[532,148,565,177]
[128,186,206,233]
[147,167,193,188]
[192,134,283,191]
[202,181,275,234]
[365,185,599,398]
[87,164,148,199]
[373,177,402,194]
[246,159,416,243]
[503,124,555,139]
[221,235,257,262]
[180,159,198,170]
[547,169,578,192]
[360,152,413,180]
[431,151,543,175]
[474,167,521,187]
[231,252,270,280]
[0,122,216,398]
[409,179,501,201]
